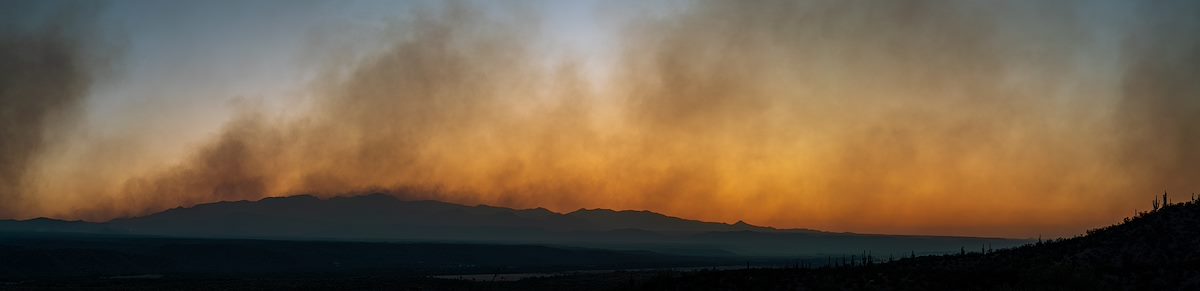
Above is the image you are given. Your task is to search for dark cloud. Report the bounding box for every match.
[0,1,103,216]
[1115,0,1200,194]
[5,1,1196,237]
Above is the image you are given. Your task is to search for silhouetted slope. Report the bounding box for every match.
[630,198,1200,290]
[0,218,102,233]
[565,209,781,233]
[5,201,1194,290]
[0,193,1028,257]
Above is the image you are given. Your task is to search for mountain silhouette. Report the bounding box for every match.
[622,196,1200,290]
[6,193,1187,290]
[0,193,1027,257]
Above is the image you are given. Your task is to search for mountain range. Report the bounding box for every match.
[4,193,1196,289]
[0,193,1028,257]
[626,195,1200,290]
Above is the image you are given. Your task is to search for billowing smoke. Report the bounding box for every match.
[0,2,101,217]
[1115,1,1200,195]
[4,1,1197,237]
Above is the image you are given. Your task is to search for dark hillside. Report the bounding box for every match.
[4,197,1194,290]
[630,196,1200,290]
[0,193,1028,257]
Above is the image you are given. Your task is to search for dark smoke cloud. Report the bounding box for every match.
[0,1,103,217]
[10,1,1199,237]
[110,2,567,218]
[1116,0,1200,194]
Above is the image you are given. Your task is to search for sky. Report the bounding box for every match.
[1,0,1197,238]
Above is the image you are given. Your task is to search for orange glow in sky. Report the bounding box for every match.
[2,1,1197,238]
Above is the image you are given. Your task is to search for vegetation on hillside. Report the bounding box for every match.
[622,192,1200,290]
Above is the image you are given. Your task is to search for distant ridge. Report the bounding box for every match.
[633,195,1200,290]
[0,193,1029,257]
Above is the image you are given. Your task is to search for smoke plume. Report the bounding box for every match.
[1115,1,1200,194]
[0,2,101,217]
[4,1,1197,237]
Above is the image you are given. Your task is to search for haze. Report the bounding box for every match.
[1,0,1196,238]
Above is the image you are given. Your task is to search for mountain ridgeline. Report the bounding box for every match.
[625,194,1200,290]
[0,193,1026,257]
[2,193,1194,290]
